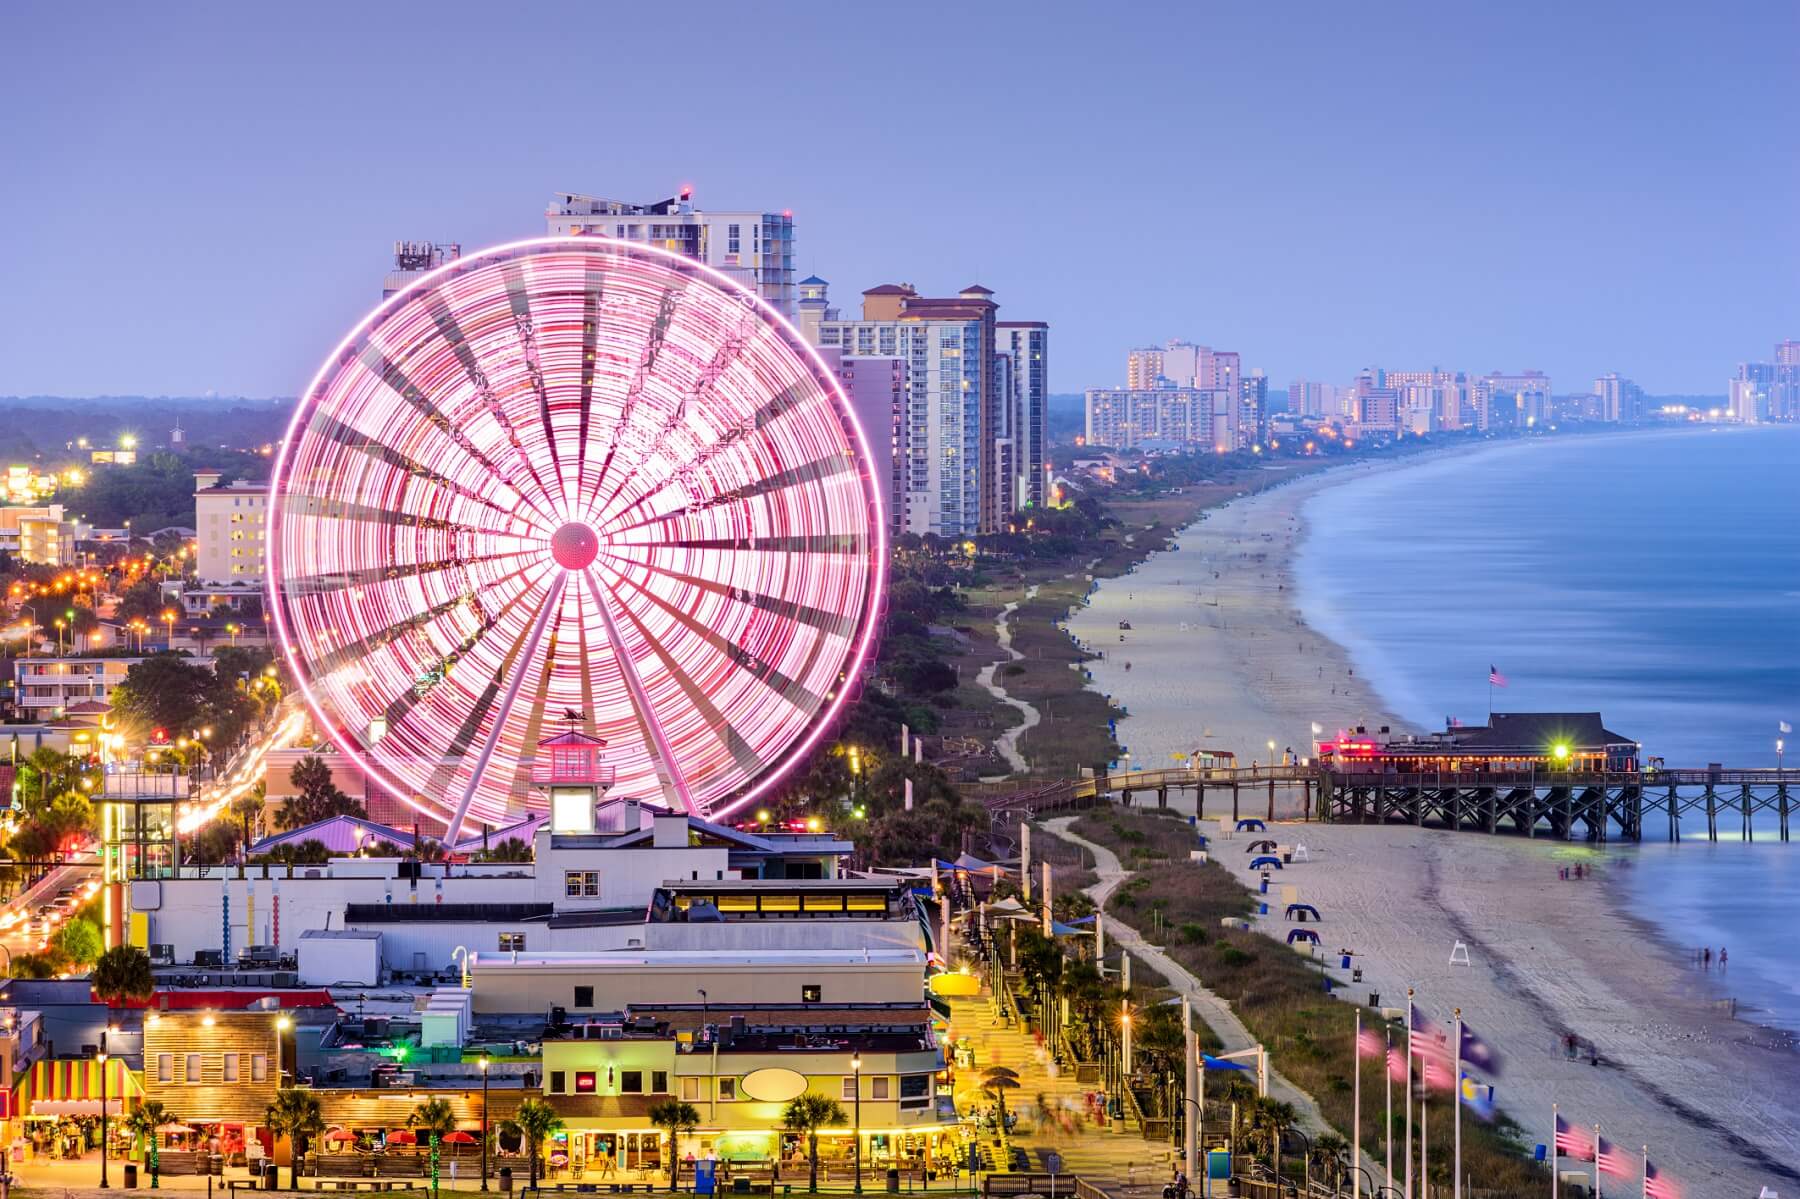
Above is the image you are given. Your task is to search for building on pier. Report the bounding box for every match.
[1318,712,1641,773]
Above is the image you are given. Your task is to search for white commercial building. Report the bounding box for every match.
[13,654,149,718]
[1084,387,1238,451]
[996,322,1050,511]
[547,188,797,318]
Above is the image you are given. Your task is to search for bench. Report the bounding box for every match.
[313,1180,421,1191]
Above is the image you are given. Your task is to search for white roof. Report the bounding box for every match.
[473,948,923,970]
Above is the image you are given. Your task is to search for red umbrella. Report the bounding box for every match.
[442,1131,477,1145]
[387,1130,417,1145]
[325,1129,355,1144]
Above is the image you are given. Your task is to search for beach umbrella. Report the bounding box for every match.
[158,1123,196,1135]
[387,1129,417,1145]
[325,1129,356,1143]
[442,1131,477,1144]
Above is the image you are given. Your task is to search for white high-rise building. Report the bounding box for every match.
[383,241,461,299]
[1593,372,1646,423]
[996,322,1050,511]
[548,188,797,318]
[1084,388,1237,451]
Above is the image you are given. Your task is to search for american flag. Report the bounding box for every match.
[1386,1044,1406,1083]
[1356,1025,1384,1060]
[1596,1134,1631,1179]
[1409,1007,1450,1063]
[1422,1054,1455,1093]
[1489,665,1508,687]
[1644,1155,1679,1199]
[1554,1114,1594,1161]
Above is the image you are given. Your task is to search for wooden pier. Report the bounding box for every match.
[976,765,1796,843]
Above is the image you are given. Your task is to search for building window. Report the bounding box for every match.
[252,1055,268,1082]
[899,1074,931,1110]
[565,870,600,897]
[575,1072,597,1094]
[621,1071,643,1094]
[681,1077,700,1101]
[549,1071,566,1094]
[499,932,526,952]
[223,1053,239,1082]
[185,1053,202,1081]
[871,1077,890,1100]
[717,1078,736,1101]
[156,1053,172,1083]
[652,1071,668,1093]
[841,1077,856,1101]
[801,984,822,1004]
[573,985,594,1008]
[727,224,741,255]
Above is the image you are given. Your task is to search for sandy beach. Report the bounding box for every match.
[1065,458,1800,1193]
[1215,822,1800,1193]
[1066,461,1414,768]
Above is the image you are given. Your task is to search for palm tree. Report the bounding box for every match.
[124,1100,175,1181]
[265,1088,324,1188]
[503,1098,563,1190]
[780,1094,846,1192]
[980,1066,1021,1138]
[648,1100,701,1190]
[408,1097,457,1196]
[92,945,156,1007]
[1310,1134,1349,1193]
[1250,1098,1297,1180]
[231,783,267,853]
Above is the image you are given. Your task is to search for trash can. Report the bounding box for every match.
[1368,991,1380,1008]
[886,1169,899,1194]
[734,1177,750,1194]
[124,1163,139,1189]
[500,1166,514,1192]
[264,1161,279,1190]
[211,1154,226,1176]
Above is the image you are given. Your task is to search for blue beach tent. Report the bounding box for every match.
[1249,855,1283,870]
[1285,903,1321,922]
[1286,928,1321,945]
[1237,819,1267,832]
[1246,839,1278,854]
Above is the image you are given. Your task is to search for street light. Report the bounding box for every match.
[479,1056,491,1191]
[98,1024,117,1188]
[850,1054,862,1194]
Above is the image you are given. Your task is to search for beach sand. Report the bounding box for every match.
[1068,460,1800,1192]
[1216,822,1800,1193]
[1066,462,1411,768]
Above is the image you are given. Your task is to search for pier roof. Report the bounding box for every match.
[1453,712,1637,750]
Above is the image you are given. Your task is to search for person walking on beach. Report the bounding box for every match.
[1703,947,1712,968]
[1719,947,1727,968]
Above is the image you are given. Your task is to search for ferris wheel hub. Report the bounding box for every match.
[549,521,600,571]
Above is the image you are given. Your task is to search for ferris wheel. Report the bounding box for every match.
[267,238,885,836]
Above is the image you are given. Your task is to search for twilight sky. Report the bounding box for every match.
[3,0,1795,398]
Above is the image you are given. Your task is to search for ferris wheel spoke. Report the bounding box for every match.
[604,561,823,713]
[305,410,540,532]
[585,281,689,515]
[422,292,569,532]
[581,567,696,815]
[573,262,605,509]
[278,492,524,542]
[501,263,571,514]
[279,545,541,599]
[438,571,567,841]
[357,344,557,531]
[596,551,862,640]
[595,449,857,540]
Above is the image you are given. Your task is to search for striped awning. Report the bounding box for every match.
[18,1058,140,1115]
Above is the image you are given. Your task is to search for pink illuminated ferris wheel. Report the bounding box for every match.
[267,238,885,836]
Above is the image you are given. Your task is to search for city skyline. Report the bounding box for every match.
[4,1,1797,399]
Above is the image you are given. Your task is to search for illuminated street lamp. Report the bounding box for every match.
[162,608,177,648]
[850,1054,863,1194]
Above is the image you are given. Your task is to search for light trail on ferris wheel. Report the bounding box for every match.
[266,238,885,838]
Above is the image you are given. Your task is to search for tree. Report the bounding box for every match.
[110,653,215,735]
[184,822,241,866]
[279,756,366,829]
[408,1097,458,1196]
[125,1100,176,1178]
[53,917,103,968]
[231,782,267,850]
[474,837,532,863]
[254,839,332,866]
[980,1067,1021,1135]
[92,946,157,1007]
[504,1098,563,1190]
[114,577,168,624]
[265,1088,325,1188]
[648,1100,701,1190]
[780,1094,845,1191]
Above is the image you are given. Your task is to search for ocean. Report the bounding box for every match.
[1292,423,1800,1031]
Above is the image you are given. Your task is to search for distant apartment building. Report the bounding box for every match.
[1241,371,1269,445]
[996,321,1050,510]
[13,654,149,719]
[548,188,797,318]
[382,241,461,299]
[809,281,1046,538]
[0,504,77,565]
[194,471,268,583]
[1287,379,1342,418]
[813,345,903,533]
[1126,347,1163,390]
[1084,387,1238,451]
[1478,370,1553,428]
[1592,373,1647,423]
[1729,339,1800,423]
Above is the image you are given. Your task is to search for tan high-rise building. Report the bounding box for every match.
[1126,347,1164,390]
[195,472,268,583]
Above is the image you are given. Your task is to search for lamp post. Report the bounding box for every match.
[276,1014,292,1083]
[851,1054,862,1194]
[98,1025,114,1188]
[479,1056,491,1191]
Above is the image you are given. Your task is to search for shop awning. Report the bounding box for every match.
[32,1099,124,1117]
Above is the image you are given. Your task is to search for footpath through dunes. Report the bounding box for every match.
[942,991,1179,1193]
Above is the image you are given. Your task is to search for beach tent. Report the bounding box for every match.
[1050,921,1086,937]
[1285,903,1321,923]
[1237,819,1267,832]
[1246,839,1278,854]
[1249,855,1283,870]
[954,853,1004,874]
[1286,928,1321,945]
[1201,1055,1253,1072]
[1064,914,1096,926]
[987,897,1028,915]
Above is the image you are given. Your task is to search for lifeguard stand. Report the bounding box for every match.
[533,720,617,834]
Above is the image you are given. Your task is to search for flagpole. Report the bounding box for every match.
[1550,1103,1558,1199]
[1385,1026,1394,1196]
[1594,1124,1602,1199]
[1641,1146,1648,1199]
[1405,989,1414,1199]
[1452,1009,1462,1199]
[1354,1010,1362,1197]
[1421,1095,1428,1199]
